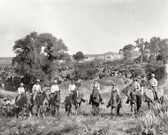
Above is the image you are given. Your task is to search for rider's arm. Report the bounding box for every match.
[18,88,21,94]
[39,85,42,92]
[32,85,35,93]
[56,85,60,92]
[51,85,54,93]
[69,85,72,94]
[97,84,100,91]
[137,83,141,90]
[153,79,158,87]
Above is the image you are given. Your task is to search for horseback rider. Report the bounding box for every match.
[126,78,141,104]
[68,80,77,98]
[15,83,25,102]
[51,79,60,93]
[106,82,120,108]
[140,75,147,95]
[90,78,104,104]
[149,73,158,100]
[32,79,42,102]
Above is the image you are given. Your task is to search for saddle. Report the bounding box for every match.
[92,90,100,103]
[15,93,25,103]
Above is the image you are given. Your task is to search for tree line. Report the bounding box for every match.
[0,32,167,91]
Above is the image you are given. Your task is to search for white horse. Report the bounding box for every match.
[143,87,164,109]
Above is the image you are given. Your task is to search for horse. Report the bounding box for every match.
[15,92,32,119]
[48,91,61,117]
[89,89,101,116]
[107,91,122,119]
[144,87,164,109]
[33,91,48,117]
[64,90,86,116]
[126,89,142,115]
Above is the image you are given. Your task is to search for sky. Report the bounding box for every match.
[0,0,168,57]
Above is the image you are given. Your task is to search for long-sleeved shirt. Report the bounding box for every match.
[32,84,42,94]
[18,87,25,94]
[132,81,141,95]
[51,84,59,93]
[92,83,100,91]
[69,84,76,94]
[149,78,158,87]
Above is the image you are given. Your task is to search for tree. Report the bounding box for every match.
[157,39,168,61]
[73,51,85,62]
[148,37,161,60]
[122,44,134,61]
[135,38,145,63]
[12,32,69,89]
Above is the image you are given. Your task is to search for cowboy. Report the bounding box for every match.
[69,80,76,94]
[16,83,25,102]
[140,75,147,95]
[129,78,142,113]
[92,79,100,91]
[32,79,42,102]
[106,83,120,108]
[51,79,60,93]
[149,73,158,100]
[126,78,141,104]
[91,79,104,104]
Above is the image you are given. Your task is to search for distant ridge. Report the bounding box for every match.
[0,57,12,65]
[0,51,140,64]
[85,51,118,57]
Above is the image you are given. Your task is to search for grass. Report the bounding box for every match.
[0,77,168,135]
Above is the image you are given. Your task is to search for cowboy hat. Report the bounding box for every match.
[36,79,40,82]
[53,79,58,83]
[20,83,24,86]
[151,73,155,77]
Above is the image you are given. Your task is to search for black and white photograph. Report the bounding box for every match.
[0,0,168,134]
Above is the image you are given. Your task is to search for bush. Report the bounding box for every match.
[73,62,98,80]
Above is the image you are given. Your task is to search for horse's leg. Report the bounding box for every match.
[57,106,59,117]
[68,104,71,116]
[131,103,135,115]
[111,106,113,119]
[16,108,19,118]
[42,109,45,118]
[26,106,29,119]
[37,106,40,117]
[131,103,133,112]
[160,96,164,105]
[147,102,150,109]
[96,104,99,116]
[117,105,120,116]
[21,108,24,120]
[92,105,95,116]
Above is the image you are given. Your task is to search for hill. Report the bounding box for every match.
[0,57,12,65]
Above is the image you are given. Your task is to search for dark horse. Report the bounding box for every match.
[126,89,142,115]
[107,91,122,118]
[15,92,32,119]
[48,91,61,117]
[64,90,86,116]
[33,91,48,117]
[89,89,102,116]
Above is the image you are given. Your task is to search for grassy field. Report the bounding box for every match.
[0,77,168,135]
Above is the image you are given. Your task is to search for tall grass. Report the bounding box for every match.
[139,104,168,135]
